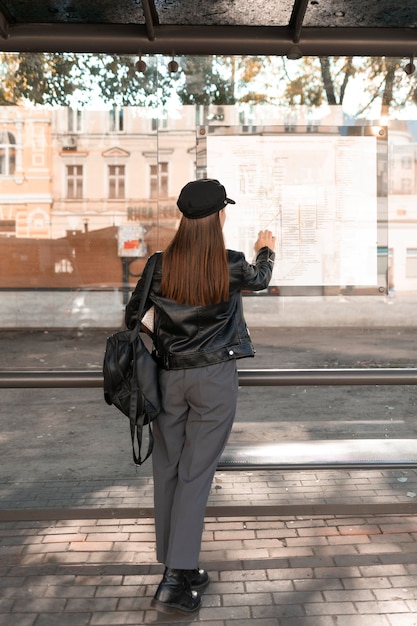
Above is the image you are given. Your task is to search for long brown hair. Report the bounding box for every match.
[161,211,229,306]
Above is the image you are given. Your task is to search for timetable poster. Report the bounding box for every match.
[205,132,379,287]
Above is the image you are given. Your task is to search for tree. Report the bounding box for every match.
[0,53,167,107]
[85,55,177,107]
[281,55,417,117]
[361,57,417,116]
[319,57,356,105]
[281,56,357,107]
[175,56,233,105]
[0,53,84,105]
[176,56,273,106]
[0,53,276,108]
[0,52,415,115]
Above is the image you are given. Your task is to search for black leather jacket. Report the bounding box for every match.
[125,246,275,370]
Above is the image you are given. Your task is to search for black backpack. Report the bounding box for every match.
[103,254,160,465]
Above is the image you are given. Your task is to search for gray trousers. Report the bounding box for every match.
[152,360,238,569]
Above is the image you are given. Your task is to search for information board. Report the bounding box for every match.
[197,125,388,293]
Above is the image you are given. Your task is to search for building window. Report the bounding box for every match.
[0,131,16,176]
[0,219,15,234]
[108,164,125,199]
[400,178,412,194]
[30,212,47,230]
[109,107,124,132]
[401,155,413,169]
[151,117,168,131]
[66,165,83,198]
[67,108,82,133]
[150,162,169,198]
[406,249,417,278]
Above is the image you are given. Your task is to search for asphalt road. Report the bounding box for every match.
[1,327,417,482]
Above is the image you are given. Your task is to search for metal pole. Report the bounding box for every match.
[1,368,417,388]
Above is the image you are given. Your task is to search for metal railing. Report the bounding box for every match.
[2,367,417,388]
[2,367,417,520]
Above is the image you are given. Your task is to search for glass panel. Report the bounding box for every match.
[1,53,417,497]
[0,55,415,315]
[197,123,388,295]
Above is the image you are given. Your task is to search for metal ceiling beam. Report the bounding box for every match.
[141,0,159,42]
[288,0,309,44]
[0,24,416,57]
[0,9,9,38]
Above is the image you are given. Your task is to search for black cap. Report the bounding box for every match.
[177,179,236,219]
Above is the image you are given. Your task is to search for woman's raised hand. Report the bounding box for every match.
[254,229,276,252]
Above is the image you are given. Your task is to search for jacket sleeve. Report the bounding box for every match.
[239,246,275,291]
[124,257,154,330]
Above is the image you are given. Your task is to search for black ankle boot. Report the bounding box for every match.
[184,567,210,591]
[151,568,201,615]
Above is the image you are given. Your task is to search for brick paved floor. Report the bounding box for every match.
[1,512,417,625]
[2,468,417,512]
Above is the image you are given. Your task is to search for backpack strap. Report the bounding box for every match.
[130,420,154,466]
[128,252,159,465]
[130,252,159,343]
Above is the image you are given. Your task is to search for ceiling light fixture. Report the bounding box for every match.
[404,55,415,75]
[286,45,303,60]
[135,55,147,72]
[168,57,179,72]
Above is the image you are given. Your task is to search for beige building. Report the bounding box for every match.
[2,104,417,293]
[388,121,417,292]
[0,106,52,238]
[50,106,198,239]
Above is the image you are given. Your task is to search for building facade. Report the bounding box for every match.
[1,104,417,293]
[0,106,52,239]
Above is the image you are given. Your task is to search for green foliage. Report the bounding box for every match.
[360,57,417,113]
[0,52,415,115]
[176,56,236,105]
[0,53,82,105]
[84,55,174,107]
[281,57,357,107]
[282,55,416,116]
